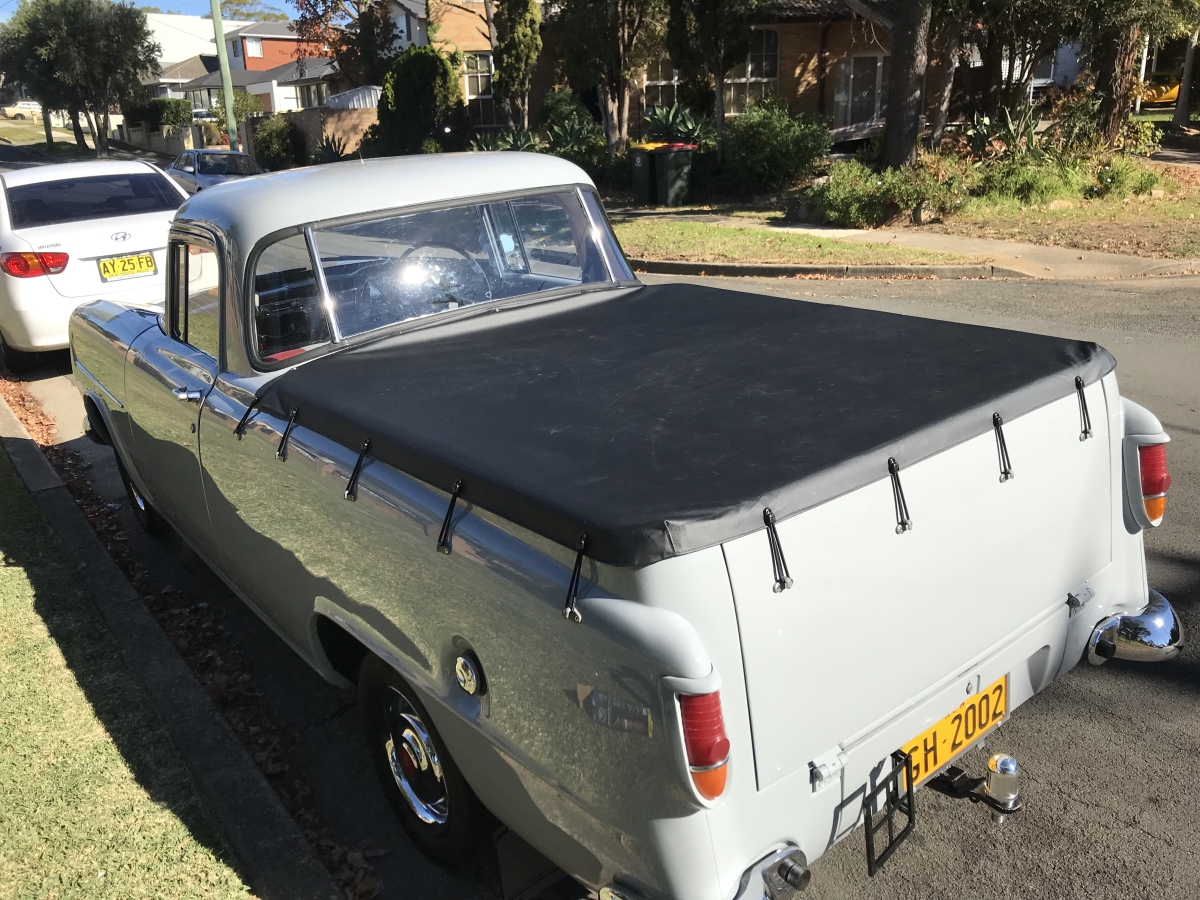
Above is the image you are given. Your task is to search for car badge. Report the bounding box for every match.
[111,231,131,242]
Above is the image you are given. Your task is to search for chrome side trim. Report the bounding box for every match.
[1088,590,1184,664]
[75,360,123,408]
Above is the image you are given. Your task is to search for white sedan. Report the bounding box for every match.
[0,160,186,371]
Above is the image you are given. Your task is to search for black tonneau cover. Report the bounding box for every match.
[260,283,1115,566]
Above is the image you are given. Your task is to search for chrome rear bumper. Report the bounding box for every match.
[1088,590,1184,665]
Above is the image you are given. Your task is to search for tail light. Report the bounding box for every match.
[679,691,730,800]
[1138,443,1171,525]
[2,251,68,277]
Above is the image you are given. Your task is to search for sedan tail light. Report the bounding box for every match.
[679,691,730,800]
[1138,443,1171,525]
[2,251,69,277]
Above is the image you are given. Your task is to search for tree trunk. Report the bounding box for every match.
[99,109,110,156]
[1174,29,1199,129]
[713,67,726,162]
[980,34,1004,118]
[69,109,88,148]
[1095,22,1141,146]
[883,0,932,169]
[928,24,961,149]
[85,110,102,157]
[42,105,54,147]
[599,80,620,156]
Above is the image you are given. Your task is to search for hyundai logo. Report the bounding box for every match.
[111,231,131,242]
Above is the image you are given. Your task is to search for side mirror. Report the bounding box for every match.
[181,164,195,174]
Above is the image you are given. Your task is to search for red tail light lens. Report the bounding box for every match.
[1138,443,1171,524]
[679,691,730,800]
[1,251,68,277]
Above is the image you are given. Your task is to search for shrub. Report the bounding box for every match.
[545,118,603,165]
[376,46,467,155]
[807,157,972,226]
[643,103,716,150]
[253,114,305,170]
[210,90,263,135]
[975,156,1085,205]
[1087,155,1159,198]
[469,127,543,152]
[538,86,591,129]
[123,97,193,130]
[1115,118,1161,157]
[724,97,831,192]
[316,133,349,164]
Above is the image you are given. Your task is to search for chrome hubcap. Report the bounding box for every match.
[382,687,449,825]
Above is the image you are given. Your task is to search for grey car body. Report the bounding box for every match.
[67,153,1181,900]
[165,149,263,194]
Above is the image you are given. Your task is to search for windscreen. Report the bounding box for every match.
[197,153,262,176]
[309,190,621,341]
[7,172,182,228]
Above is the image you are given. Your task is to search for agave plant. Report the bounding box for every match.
[469,127,543,152]
[316,133,349,164]
[546,118,604,162]
[643,103,716,149]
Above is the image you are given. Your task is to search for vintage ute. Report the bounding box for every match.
[70,153,1182,899]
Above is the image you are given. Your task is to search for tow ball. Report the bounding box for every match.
[928,753,1022,824]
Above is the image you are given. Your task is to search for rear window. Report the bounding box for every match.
[197,154,261,176]
[6,172,182,228]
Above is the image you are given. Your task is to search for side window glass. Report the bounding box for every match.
[173,154,186,170]
[252,233,329,363]
[508,195,606,282]
[170,241,221,361]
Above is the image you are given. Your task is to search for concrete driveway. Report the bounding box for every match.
[8,272,1200,900]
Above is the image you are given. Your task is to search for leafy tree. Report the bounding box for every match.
[881,0,932,168]
[210,89,263,137]
[665,0,759,158]
[549,0,665,155]
[375,45,467,154]
[293,0,400,88]
[492,0,541,128]
[207,0,289,21]
[0,0,160,156]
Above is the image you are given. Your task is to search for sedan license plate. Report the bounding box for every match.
[900,675,1007,787]
[98,252,157,282]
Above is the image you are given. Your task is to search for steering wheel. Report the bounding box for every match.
[399,241,491,287]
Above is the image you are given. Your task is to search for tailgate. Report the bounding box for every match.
[724,384,1111,790]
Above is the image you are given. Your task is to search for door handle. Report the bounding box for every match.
[173,387,203,402]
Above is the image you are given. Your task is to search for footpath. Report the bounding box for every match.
[617,211,1200,280]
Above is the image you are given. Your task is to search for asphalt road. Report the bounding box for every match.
[9,272,1200,900]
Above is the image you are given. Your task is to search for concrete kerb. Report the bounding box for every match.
[0,394,340,900]
[629,258,1030,279]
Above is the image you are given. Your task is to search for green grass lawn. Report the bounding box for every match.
[0,446,254,899]
[613,218,973,266]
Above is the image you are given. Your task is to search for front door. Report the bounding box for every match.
[124,238,220,555]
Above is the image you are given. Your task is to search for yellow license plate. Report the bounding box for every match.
[98,252,157,282]
[900,675,1007,787]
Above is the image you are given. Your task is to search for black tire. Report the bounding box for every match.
[114,452,165,536]
[0,332,36,373]
[13,114,24,120]
[359,654,481,866]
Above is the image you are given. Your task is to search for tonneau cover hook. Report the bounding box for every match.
[436,480,464,553]
[763,508,793,592]
[1075,376,1093,441]
[345,439,370,501]
[993,413,1014,483]
[563,534,587,623]
[234,391,263,440]
[276,408,298,460]
[888,458,913,534]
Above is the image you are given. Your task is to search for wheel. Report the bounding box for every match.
[114,452,165,536]
[14,113,24,120]
[359,654,481,866]
[0,332,35,373]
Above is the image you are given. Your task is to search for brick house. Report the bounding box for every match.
[225,22,327,72]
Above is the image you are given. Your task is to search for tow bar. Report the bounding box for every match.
[928,753,1023,824]
[864,752,1021,877]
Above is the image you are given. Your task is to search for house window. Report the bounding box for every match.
[643,57,680,109]
[246,37,263,58]
[723,29,779,115]
[230,39,240,57]
[832,53,890,127]
[299,82,328,108]
[465,52,496,127]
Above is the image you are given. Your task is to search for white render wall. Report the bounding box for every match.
[146,14,251,66]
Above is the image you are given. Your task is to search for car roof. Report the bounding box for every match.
[1,159,161,188]
[175,152,595,266]
[195,149,249,155]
